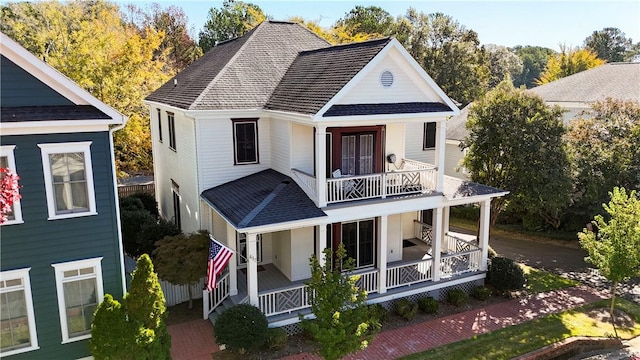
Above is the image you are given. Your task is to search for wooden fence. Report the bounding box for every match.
[160,277,206,307]
[118,183,155,198]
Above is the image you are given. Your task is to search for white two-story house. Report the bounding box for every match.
[144,21,507,328]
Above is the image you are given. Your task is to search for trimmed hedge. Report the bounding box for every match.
[394,298,418,321]
[446,289,469,307]
[418,296,439,314]
[214,304,268,352]
[488,257,526,291]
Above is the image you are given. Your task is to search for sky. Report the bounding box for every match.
[116,0,640,50]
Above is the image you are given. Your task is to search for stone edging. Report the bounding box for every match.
[512,336,623,360]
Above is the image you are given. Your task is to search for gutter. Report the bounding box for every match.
[108,117,128,295]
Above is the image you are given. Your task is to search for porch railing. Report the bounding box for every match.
[353,269,379,294]
[413,220,433,245]
[440,249,482,279]
[202,272,230,320]
[291,169,317,200]
[443,234,478,253]
[258,284,311,317]
[386,258,434,289]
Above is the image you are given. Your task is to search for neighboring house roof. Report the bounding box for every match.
[445,104,471,141]
[1,105,110,122]
[264,38,391,115]
[443,176,508,200]
[145,21,330,110]
[529,62,640,103]
[0,32,125,127]
[201,169,327,229]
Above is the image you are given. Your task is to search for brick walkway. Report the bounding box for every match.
[282,285,609,360]
[168,319,219,360]
[167,285,609,360]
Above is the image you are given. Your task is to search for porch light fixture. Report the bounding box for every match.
[386,153,396,164]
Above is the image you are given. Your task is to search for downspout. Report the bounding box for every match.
[109,117,128,295]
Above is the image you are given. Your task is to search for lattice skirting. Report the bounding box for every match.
[280,323,304,336]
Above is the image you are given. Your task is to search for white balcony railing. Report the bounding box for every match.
[258,284,311,317]
[440,249,482,278]
[353,269,379,294]
[291,169,317,200]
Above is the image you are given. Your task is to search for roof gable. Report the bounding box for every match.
[529,63,640,104]
[1,55,73,107]
[0,32,125,125]
[145,21,330,110]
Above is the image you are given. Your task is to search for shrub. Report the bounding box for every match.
[138,219,181,258]
[367,303,388,324]
[214,304,268,353]
[120,207,155,257]
[394,298,418,321]
[127,192,159,218]
[417,296,439,314]
[488,257,526,291]
[471,286,491,301]
[447,289,469,307]
[265,327,288,350]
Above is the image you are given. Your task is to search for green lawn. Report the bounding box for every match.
[401,299,640,360]
[521,264,580,293]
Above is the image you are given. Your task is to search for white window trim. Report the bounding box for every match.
[52,257,104,344]
[0,145,23,225]
[233,120,259,165]
[38,142,97,220]
[0,268,39,357]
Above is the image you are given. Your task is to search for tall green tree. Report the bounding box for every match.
[300,245,380,360]
[511,45,555,88]
[584,27,634,63]
[394,10,490,106]
[90,294,132,360]
[1,0,170,176]
[335,5,394,38]
[536,45,605,85]
[578,187,640,336]
[564,99,640,223]
[125,254,171,359]
[153,231,209,309]
[486,44,523,88]
[461,80,571,229]
[198,0,266,52]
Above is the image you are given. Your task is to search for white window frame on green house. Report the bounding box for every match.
[51,257,104,344]
[0,268,39,356]
[38,142,97,220]
[0,145,23,225]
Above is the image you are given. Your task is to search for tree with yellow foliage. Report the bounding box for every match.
[536,45,605,85]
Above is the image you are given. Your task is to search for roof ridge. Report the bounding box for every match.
[190,22,268,110]
[299,37,391,56]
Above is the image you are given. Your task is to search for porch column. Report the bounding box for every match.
[431,207,443,281]
[226,223,238,296]
[479,199,491,271]
[377,215,388,294]
[317,224,328,267]
[434,120,446,193]
[316,125,327,208]
[443,206,450,235]
[247,232,259,306]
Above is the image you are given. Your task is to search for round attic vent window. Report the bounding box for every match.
[380,70,394,87]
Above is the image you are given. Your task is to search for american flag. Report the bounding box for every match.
[206,235,233,291]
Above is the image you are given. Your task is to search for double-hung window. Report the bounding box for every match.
[232,119,259,164]
[167,112,176,150]
[423,122,436,150]
[52,258,103,343]
[0,268,38,356]
[0,145,23,225]
[39,142,96,220]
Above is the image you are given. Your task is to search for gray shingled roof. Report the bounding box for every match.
[201,169,326,229]
[324,102,452,117]
[529,63,640,103]
[445,104,471,141]
[443,175,507,200]
[145,21,330,110]
[264,38,392,115]
[1,105,110,122]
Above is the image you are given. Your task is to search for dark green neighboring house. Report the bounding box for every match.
[0,33,127,359]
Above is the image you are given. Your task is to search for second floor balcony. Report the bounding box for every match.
[291,158,438,206]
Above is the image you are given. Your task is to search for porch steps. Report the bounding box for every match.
[207,298,235,325]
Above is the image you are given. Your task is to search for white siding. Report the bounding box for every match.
[196,115,271,191]
[269,118,291,175]
[336,47,442,105]
[291,123,314,174]
[444,142,469,179]
[151,108,200,233]
[387,214,403,262]
[211,210,228,242]
[401,211,417,241]
[404,122,436,164]
[290,227,314,281]
[384,123,405,172]
[271,230,290,278]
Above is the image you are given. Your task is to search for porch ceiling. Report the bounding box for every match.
[201,169,326,229]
